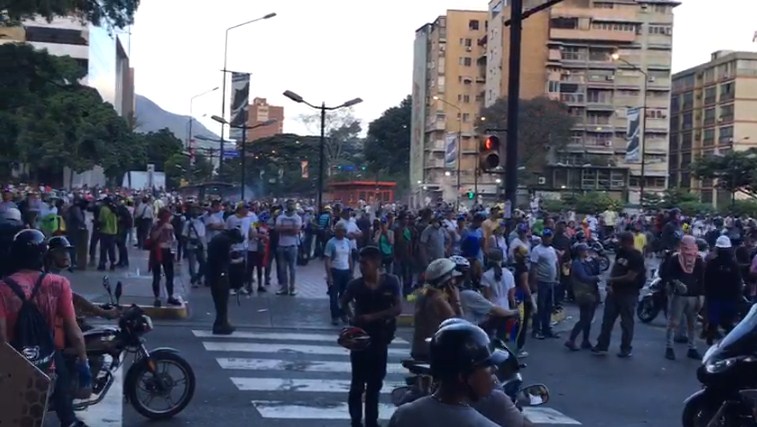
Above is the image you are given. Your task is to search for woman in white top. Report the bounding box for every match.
[480,249,516,311]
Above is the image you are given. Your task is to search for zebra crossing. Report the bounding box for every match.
[192,328,582,425]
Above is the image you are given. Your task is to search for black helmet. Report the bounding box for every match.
[11,229,48,271]
[225,227,244,244]
[48,236,73,251]
[429,322,507,380]
[695,238,709,252]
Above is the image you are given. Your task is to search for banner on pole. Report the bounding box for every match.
[444,133,458,169]
[229,72,250,143]
[625,107,641,163]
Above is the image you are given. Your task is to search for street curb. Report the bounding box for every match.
[138,302,189,320]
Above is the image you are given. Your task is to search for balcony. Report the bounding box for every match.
[425,159,446,169]
[560,93,585,105]
[586,99,615,111]
[427,141,446,152]
[425,121,446,132]
[550,28,636,43]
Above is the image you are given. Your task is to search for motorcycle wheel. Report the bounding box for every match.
[598,256,610,272]
[127,351,196,420]
[681,394,719,427]
[636,298,659,323]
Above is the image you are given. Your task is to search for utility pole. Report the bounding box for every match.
[504,0,523,217]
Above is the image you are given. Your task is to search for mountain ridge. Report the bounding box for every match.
[135,94,220,150]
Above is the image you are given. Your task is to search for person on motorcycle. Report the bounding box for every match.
[458,253,518,336]
[389,320,533,427]
[704,235,743,344]
[0,229,90,427]
[411,258,464,361]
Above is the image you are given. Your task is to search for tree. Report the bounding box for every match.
[691,149,757,199]
[140,128,183,171]
[364,95,411,187]
[2,0,140,29]
[164,153,214,189]
[477,96,575,181]
[299,108,363,172]
[243,133,319,196]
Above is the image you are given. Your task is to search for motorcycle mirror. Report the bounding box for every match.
[115,281,123,304]
[516,384,550,407]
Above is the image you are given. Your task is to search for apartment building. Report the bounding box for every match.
[410,9,491,205]
[246,97,284,141]
[669,51,757,208]
[486,0,678,204]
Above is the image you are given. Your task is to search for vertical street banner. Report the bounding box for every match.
[625,107,641,163]
[444,133,458,169]
[229,72,251,144]
[301,160,309,179]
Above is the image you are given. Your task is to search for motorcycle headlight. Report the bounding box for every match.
[705,355,757,374]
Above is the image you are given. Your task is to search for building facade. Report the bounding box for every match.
[3,17,135,187]
[486,0,678,204]
[410,10,492,206]
[669,50,757,208]
[246,97,284,141]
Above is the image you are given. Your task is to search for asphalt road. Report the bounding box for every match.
[40,251,702,427]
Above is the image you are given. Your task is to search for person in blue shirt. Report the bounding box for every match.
[565,243,601,350]
[460,213,486,265]
[315,206,333,258]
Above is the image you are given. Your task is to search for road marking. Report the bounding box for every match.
[203,341,409,357]
[252,401,396,420]
[523,407,582,425]
[217,357,405,374]
[75,366,123,426]
[250,401,581,424]
[233,377,392,393]
[193,330,408,345]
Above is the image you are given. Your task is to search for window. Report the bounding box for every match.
[24,26,87,45]
[682,112,693,130]
[595,2,614,8]
[462,113,470,122]
[703,68,715,84]
[682,132,692,150]
[547,81,560,93]
[680,172,690,188]
[591,22,637,32]
[670,116,679,132]
[704,108,716,126]
[645,108,667,119]
[568,107,583,118]
[704,87,717,105]
[703,129,715,146]
[463,94,470,103]
[671,95,680,112]
[647,25,672,35]
[719,126,734,143]
[720,104,734,122]
[701,190,713,204]
[550,17,578,29]
[654,4,669,13]
[587,90,612,103]
[561,46,584,60]
[460,38,472,47]
[682,91,694,110]
[589,47,614,62]
[720,82,735,101]
[469,20,480,30]
[460,57,472,67]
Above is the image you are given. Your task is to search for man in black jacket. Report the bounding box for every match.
[207,228,244,335]
[704,235,743,344]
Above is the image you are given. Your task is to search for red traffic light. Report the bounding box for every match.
[484,135,500,151]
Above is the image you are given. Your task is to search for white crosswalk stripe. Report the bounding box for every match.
[74,367,124,426]
[194,329,582,424]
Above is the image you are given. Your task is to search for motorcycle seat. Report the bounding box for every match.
[401,359,432,375]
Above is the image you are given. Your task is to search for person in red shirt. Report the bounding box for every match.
[0,229,88,427]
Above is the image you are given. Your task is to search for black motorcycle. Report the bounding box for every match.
[53,278,196,420]
[637,269,667,323]
[682,304,757,427]
[587,240,611,272]
[391,338,549,410]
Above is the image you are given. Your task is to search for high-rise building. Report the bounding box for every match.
[246,97,284,141]
[410,10,491,205]
[669,50,757,208]
[486,0,678,204]
[2,17,135,187]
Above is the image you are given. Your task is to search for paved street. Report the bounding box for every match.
[45,250,700,427]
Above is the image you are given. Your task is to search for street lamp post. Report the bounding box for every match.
[612,52,649,206]
[282,90,363,210]
[212,115,277,200]
[433,96,463,209]
[188,87,219,157]
[219,12,276,176]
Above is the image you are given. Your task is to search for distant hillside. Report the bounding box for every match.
[135,94,220,150]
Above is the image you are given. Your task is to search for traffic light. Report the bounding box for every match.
[466,190,475,200]
[479,135,501,171]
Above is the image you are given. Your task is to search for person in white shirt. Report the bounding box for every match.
[508,223,531,263]
[324,221,353,325]
[183,204,206,288]
[247,213,267,294]
[275,200,303,296]
[225,203,251,295]
[134,196,154,249]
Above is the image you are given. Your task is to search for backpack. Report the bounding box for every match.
[3,273,56,372]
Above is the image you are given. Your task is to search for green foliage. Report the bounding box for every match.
[364,96,411,188]
[164,153,214,189]
[541,198,566,213]
[641,188,699,210]
[724,200,757,218]
[562,192,621,214]
[691,149,757,197]
[242,134,320,196]
[140,128,183,171]
[2,0,140,29]
[478,96,575,182]
[299,108,364,170]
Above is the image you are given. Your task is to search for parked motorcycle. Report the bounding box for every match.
[637,269,667,323]
[53,277,196,420]
[391,338,549,411]
[587,240,611,272]
[681,304,757,427]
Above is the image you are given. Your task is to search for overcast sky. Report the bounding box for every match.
[129,0,757,138]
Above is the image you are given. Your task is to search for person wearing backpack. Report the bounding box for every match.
[0,229,90,427]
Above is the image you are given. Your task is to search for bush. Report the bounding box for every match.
[725,200,757,217]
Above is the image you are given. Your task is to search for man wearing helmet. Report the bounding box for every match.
[340,246,402,427]
[206,228,245,335]
[389,320,532,427]
[411,258,464,361]
[0,229,89,427]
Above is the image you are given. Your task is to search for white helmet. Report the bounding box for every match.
[425,258,461,286]
[448,255,470,273]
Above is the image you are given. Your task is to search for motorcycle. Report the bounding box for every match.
[637,269,667,323]
[391,338,549,411]
[53,277,196,420]
[681,304,757,427]
[587,239,611,273]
